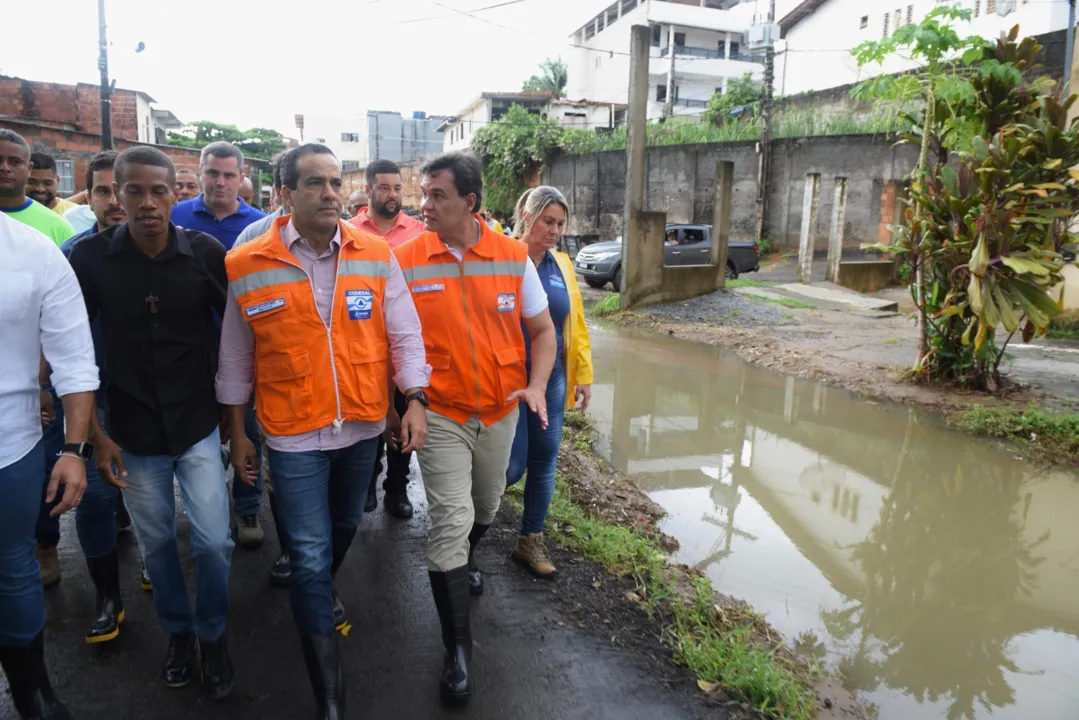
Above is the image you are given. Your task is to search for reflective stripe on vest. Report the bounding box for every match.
[230,265,308,297]
[401,259,526,284]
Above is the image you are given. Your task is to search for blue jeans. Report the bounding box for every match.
[0,441,46,647]
[120,429,233,641]
[268,437,378,636]
[36,393,118,559]
[506,368,567,536]
[231,401,263,517]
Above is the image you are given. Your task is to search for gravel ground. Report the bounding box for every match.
[634,289,798,328]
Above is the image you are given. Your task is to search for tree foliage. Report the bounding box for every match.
[703,73,763,127]
[471,104,564,216]
[853,9,1075,390]
[522,58,568,99]
[166,121,287,161]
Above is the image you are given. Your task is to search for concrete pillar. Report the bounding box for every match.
[620,24,651,309]
[665,24,677,118]
[714,161,734,288]
[725,34,732,60]
[826,177,848,283]
[798,173,821,284]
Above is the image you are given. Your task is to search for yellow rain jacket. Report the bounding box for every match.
[552,250,594,410]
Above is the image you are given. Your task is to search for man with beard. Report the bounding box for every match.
[68,147,236,700]
[350,159,426,519]
[0,130,74,245]
[171,142,265,251]
[28,153,78,216]
[175,169,201,203]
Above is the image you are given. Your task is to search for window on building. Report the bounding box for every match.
[974,0,980,17]
[883,13,889,37]
[652,24,661,47]
[585,23,595,40]
[894,9,902,33]
[315,137,326,143]
[341,132,360,143]
[342,160,360,172]
[674,32,686,47]
[598,13,605,31]
[656,84,667,102]
[729,40,740,58]
[859,15,868,29]
[606,3,618,25]
[906,5,913,24]
[987,0,997,12]
[55,159,74,196]
[620,0,636,14]
[715,86,724,95]
[596,55,602,67]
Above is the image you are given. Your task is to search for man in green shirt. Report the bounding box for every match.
[0,130,74,245]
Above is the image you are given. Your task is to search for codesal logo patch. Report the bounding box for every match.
[346,289,373,320]
[497,293,516,313]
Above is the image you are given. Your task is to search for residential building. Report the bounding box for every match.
[566,0,762,121]
[438,92,555,152]
[0,75,195,196]
[300,110,449,170]
[776,0,1072,96]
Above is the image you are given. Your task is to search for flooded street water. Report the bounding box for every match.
[584,324,1079,720]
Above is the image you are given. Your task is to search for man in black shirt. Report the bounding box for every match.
[67,147,236,701]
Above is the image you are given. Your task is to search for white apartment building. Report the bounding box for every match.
[566,0,764,120]
[438,92,629,152]
[776,0,1072,96]
[300,114,368,171]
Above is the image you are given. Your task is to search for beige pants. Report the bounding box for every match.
[418,408,519,571]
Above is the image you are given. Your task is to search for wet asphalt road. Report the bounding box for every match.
[0,471,704,720]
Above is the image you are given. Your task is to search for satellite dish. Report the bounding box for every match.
[997,0,1016,17]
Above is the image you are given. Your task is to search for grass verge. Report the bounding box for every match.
[949,404,1079,464]
[507,411,820,719]
[1047,308,1079,340]
[725,278,777,289]
[590,293,622,317]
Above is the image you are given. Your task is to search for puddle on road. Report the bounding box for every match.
[585,324,1079,720]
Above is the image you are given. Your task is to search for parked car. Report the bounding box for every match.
[573,224,760,290]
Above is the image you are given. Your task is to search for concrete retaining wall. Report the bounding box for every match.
[548,135,922,251]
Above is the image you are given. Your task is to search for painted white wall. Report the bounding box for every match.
[302,114,369,167]
[136,94,153,144]
[777,0,1071,97]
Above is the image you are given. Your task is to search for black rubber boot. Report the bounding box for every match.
[199,634,235,701]
[332,590,348,634]
[467,523,490,597]
[301,633,345,719]
[383,483,413,519]
[0,632,72,720]
[429,566,472,705]
[162,633,195,688]
[85,550,125,644]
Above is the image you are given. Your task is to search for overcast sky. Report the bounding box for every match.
[0,0,797,138]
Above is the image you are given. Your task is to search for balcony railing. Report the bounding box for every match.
[657,46,762,64]
[673,98,709,108]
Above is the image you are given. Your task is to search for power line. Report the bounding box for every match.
[398,0,531,24]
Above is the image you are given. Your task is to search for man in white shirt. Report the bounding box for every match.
[0,211,99,719]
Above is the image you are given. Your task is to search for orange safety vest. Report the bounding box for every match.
[225,215,391,437]
[394,217,528,426]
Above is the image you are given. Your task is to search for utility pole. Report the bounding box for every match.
[664,24,677,119]
[1065,0,1077,94]
[97,0,113,150]
[754,0,776,243]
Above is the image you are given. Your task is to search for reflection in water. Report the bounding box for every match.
[586,325,1079,720]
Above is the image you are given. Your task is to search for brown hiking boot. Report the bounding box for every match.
[512,533,557,580]
[36,544,61,587]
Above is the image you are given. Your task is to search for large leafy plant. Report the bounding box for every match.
[855,14,1076,390]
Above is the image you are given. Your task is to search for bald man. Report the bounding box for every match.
[347,190,367,218]
[239,177,255,209]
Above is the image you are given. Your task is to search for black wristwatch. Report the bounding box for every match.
[405,390,430,408]
[60,442,94,461]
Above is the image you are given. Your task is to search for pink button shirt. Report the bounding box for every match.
[349,208,425,249]
[216,219,430,452]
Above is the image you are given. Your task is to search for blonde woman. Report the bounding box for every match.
[501,186,593,580]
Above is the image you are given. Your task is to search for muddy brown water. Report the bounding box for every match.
[585,324,1079,720]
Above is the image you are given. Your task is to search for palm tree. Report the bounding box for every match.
[522,58,568,99]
